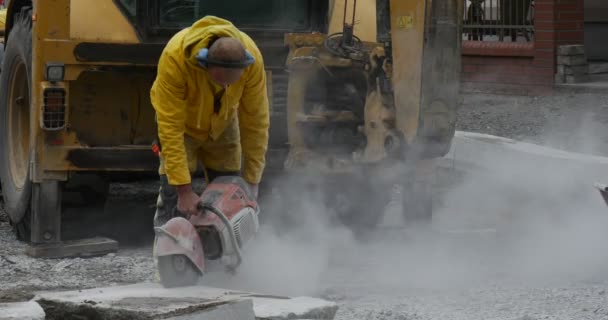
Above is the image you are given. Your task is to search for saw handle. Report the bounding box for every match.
[172,197,206,219]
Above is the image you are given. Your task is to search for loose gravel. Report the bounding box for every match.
[457,91,608,156]
[0,183,158,302]
[2,91,608,319]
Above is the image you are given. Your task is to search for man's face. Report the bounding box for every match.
[208,67,244,88]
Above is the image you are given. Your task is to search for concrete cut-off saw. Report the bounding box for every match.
[153,176,260,288]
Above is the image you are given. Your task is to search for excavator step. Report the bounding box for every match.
[25,237,118,258]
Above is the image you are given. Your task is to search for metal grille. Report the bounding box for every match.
[42,89,66,130]
[233,218,242,248]
[269,71,289,146]
[271,72,288,117]
[233,213,256,249]
[463,0,535,42]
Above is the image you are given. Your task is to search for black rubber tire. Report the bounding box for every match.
[157,254,201,288]
[0,7,33,240]
[0,43,5,73]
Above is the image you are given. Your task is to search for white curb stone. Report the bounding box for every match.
[0,301,45,320]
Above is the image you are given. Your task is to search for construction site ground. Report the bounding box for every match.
[2,89,608,319]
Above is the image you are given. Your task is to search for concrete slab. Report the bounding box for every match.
[253,296,338,319]
[444,131,608,171]
[33,282,338,319]
[166,300,255,320]
[0,301,45,320]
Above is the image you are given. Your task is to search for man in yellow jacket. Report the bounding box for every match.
[150,16,269,225]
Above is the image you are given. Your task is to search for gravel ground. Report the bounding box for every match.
[457,91,608,156]
[0,182,158,301]
[2,90,608,319]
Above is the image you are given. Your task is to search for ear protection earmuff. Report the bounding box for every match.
[196,48,256,69]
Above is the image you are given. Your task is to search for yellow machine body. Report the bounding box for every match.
[0,0,462,252]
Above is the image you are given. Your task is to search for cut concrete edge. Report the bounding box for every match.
[252,296,339,320]
[32,282,338,319]
[452,131,608,165]
[166,299,256,320]
[33,282,231,303]
[0,301,45,320]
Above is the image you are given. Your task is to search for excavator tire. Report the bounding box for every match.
[0,7,34,240]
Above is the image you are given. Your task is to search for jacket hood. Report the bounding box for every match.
[181,16,245,68]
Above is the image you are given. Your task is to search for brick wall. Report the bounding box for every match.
[555,0,585,46]
[461,42,549,95]
[461,0,585,95]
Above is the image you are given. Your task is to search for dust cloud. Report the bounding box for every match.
[202,174,357,296]
[435,139,608,286]
[204,122,608,298]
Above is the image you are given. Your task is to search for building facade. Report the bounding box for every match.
[460,0,602,95]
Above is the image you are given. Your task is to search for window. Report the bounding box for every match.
[463,0,535,42]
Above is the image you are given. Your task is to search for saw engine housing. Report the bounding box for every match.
[194,176,260,266]
[153,176,260,287]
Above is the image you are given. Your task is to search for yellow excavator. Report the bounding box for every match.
[0,0,462,257]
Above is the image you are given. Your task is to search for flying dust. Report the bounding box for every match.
[203,115,608,299]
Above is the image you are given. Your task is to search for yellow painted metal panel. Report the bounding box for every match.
[0,8,6,32]
[35,0,71,39]
[70,0,139,42]
[328,0,377,42]
[32,0,71,181]
[389,0,427,143]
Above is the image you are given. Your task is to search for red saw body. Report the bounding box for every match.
[153,176,260,288]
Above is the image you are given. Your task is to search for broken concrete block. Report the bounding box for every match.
[557,55,587,66]
[0,301,45,320]
[33,283,338,319]
[166,300,255,320]
[558,44,586,56]
[253,296,339,319]
[557,64,588,76]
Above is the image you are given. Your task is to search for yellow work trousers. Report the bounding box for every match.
[158,118,242,181]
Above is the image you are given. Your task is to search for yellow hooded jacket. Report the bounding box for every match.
[151,16,269,186]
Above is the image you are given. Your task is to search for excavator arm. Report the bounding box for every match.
[283,0,463,168]
[377,0,463,160]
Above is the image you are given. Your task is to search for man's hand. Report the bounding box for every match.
[176,184,201,215]
[247,183,259,199]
